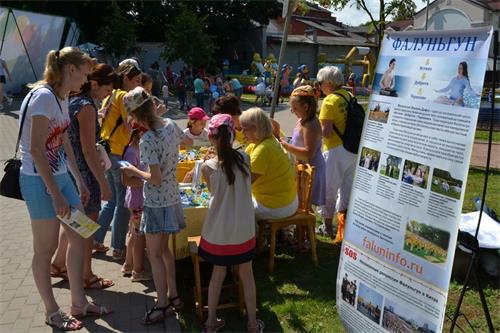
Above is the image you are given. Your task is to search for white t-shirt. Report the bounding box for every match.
[183,128,210,147]
[19,86,70,176]
[162,85,169,99]
[140,119,187,208]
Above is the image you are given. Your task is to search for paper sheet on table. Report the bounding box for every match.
[459,211,500,249]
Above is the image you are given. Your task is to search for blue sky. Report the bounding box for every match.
[329,0,427,27]
[358,283,384,307]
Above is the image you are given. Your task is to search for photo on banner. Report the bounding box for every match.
[336,27,493,333]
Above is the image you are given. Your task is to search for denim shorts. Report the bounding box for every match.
[140,203,186,234]
[20,172,81,220]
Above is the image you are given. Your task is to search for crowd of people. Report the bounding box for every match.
[155,64,244,115]
[17,46,357,332]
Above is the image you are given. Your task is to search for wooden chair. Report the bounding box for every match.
[188,236,246,322]
[257,163,318,272]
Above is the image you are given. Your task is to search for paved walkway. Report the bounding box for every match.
[0,103,183,332]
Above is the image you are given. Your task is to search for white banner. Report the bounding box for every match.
[337,27,493,333]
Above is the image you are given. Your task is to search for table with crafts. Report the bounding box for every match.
[168,148,210,259]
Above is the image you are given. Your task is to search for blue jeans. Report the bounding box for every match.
[94,154,130,250]
[195,93,204,107]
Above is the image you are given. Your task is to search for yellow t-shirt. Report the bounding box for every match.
[245,137,296,208]
[319,89,352,151]
[234,129,246,147]
[100,89,131,156]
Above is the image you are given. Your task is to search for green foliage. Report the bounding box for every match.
[97,1,137,60]
[162,5,215,67]
[385,0,417,21]
[407,220,450,249]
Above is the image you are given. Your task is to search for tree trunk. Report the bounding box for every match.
[378,0,385,49]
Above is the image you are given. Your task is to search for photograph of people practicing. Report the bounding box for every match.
[359,147,380,172]
[379,58,397,97]
[434,61,479,107]
[340,273,357,306]
[402,160,429,189]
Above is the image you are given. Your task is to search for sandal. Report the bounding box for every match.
[141,305,174,325]
[71,302,112,320]
[248,319,265,333]
[203,318,225,333]
[93,242,109,253]
[121,266,132,277]
[50,264,69,281]
[83,275,114,289]
[45,309,82,331]
[112,249,126,260]
[168,295,184,311]
[131,270,152,282]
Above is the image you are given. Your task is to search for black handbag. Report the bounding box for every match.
[0,87,59,200]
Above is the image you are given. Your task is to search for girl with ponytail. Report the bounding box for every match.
[19,47,111,330]
[120,87,192,324]
[198,114,264,333]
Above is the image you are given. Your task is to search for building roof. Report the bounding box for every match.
[267,34,376,47]
[294,18,346,37]
[386,20,414,31]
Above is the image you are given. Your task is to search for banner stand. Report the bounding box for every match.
[0,8,38,81]
[448,29,498,333]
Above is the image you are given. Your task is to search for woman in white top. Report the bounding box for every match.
[18,47,110,330]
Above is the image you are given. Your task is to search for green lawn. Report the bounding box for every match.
[431,181,461,200]
[176,236,345,332]
[475,130,500,143]
[173,167,498,332]
[462,167,500,213]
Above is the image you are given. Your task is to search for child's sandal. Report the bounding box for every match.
[203,318,225,333]
[45,309,82,331]
[168,295,184,311]
[248,319,265,333]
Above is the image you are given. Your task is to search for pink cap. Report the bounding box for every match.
[188,107,210,121]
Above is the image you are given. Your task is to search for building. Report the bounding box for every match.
[262,2,377,76]
[413,0,499,31]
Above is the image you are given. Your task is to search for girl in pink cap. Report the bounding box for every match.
[199,114,264,333]
[184,107,210,147]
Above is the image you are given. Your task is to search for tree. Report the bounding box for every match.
[162,5,216,68]
[98,1,137,63]
[315,0,422,47]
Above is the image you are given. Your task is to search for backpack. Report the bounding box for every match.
[332,92,365,154]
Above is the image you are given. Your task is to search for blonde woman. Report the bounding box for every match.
[18,47,110,330]
[240,107,297,220]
